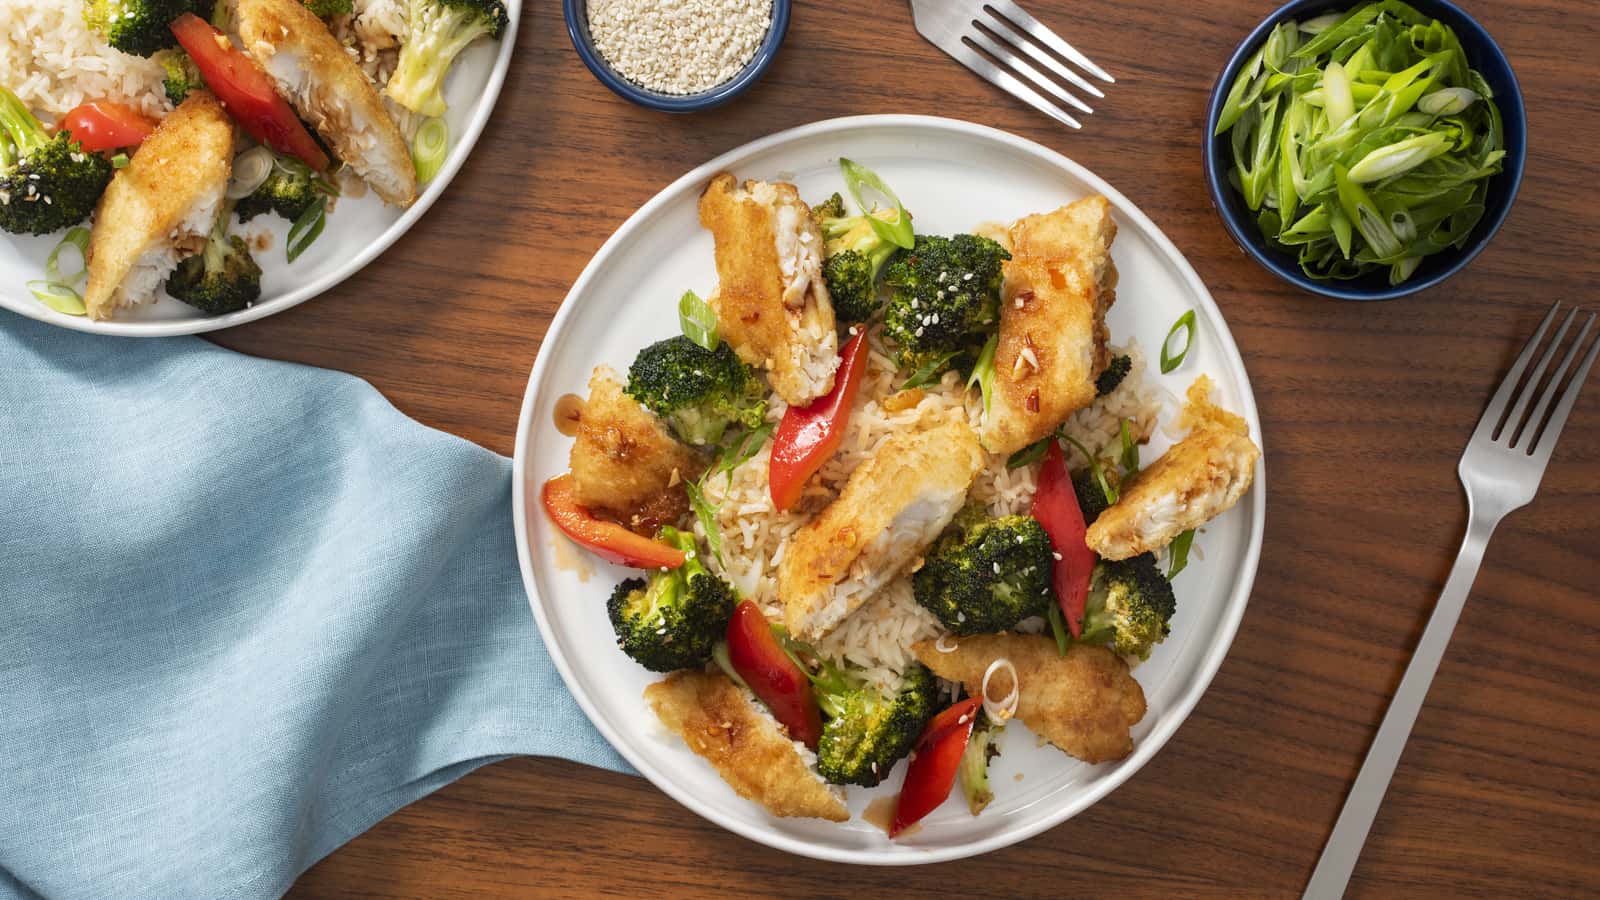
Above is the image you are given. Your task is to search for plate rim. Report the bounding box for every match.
[0,0,521,338]
[511,113,1267,865]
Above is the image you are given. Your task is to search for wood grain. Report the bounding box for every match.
[213,0,1600,895]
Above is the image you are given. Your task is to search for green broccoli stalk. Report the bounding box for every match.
[302,0,354,15]
[812,192,906,323]
[386,0,510,117]
[155,49,204,105]
[913,507,1056,634]
[606,527,738,673]
[0,88,112,236]
[882,233,1011,375]
[958,713,1002,814]
[82,0,192,57]
[165,202,263,315]
[625,335,768,447]
[813,661,939,787]
[236,153,332,224]
[1095,354,1132,396]
[1080,553,1177,660]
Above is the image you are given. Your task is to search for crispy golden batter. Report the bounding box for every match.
[568,366,704,530]
[84,93,233,320]
[981,195,1119,455]
[912,633,1146,764]
[1086,376,1259,560]
[779,416,984,641]
[698,173,838,406]
[645,671,848,822]
[237,0,416,205]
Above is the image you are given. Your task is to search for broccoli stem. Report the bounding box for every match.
[0,88,48,156]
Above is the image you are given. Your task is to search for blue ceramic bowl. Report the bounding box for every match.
[1202,0,1526,300]
[564,0,791,112]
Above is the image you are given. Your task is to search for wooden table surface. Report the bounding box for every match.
[225,0,1600,895]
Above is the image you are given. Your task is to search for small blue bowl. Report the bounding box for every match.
[1202,0,1526,300]
[564,0,791,112]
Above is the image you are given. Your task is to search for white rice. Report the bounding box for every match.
[0,0,172,123]
[693,328,1159,690]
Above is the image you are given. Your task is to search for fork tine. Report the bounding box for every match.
[983,0,1115,83]
[966,26,1094,115]
[945,40,1083,128]
[979,10,1105,100]
[1527,313,1599,463]
[1473,302,1561,443]
[1503,306,1578,446]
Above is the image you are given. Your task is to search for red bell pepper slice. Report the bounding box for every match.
[1032,442,1095,637]
[58,102,156,153]
[169,13,330,171]
[724,601,823,748]
[768,331,870,512]
[541,474,685,570]
[890,697,982,837]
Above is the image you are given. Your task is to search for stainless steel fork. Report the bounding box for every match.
[1304,302,1600,900]
[908,0,1113,129]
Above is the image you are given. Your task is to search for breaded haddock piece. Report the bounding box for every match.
[237,0,416,206]
[913,633,1146,764]
[779,416,984,641]
[645,671,848,822]
[84,92,233,320]
[1086,376,1259,560]
[699,174,838,406]
[568,366,705,532]
[980,195,1119,455]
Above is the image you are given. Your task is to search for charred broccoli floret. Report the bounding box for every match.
[606,527,737,673]
[166,204,262,315]
[815,661,939,787]
[386,0,510,117]
[156,49,204,105]
[1096,354,1132,396]
[82,0,191,57]
[235,153,327,224]
[882,233,1011,374]
[1080,553,1177,660]
[1072,468,1113,526]
[914,507,1055,634]
[302,0,354,15]
[625,335,767,446]
[812,192,904,323]
[0,88,112,236]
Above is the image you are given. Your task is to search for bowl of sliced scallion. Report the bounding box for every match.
[1205,0,1525,300]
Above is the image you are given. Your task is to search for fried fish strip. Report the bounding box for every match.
[568,366,704,533]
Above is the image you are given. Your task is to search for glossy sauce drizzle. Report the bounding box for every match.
[553,393,584,437]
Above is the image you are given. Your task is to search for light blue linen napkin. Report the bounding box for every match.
[0,311,630,899]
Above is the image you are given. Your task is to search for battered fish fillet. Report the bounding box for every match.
[980,195,1119,455]
[779,417,984,641]
[1086,376,1259,560]
[83,93,233,320]
[698,173,838,406]
[912,633,1146,764]
[568,366,705,532]
[236,0,417,206]
[645,671,849,822]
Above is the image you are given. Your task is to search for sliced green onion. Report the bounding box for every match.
[1322,61,1355,128]
[839,157,914,249]
[226,146,274,200]
[1160,310,1196,374]
[1169,529,1196,578]
[1060,434,1116,505]
[1417,86,1479,116]
[677,289,718,351]
[1119,420,1140,475]
[1347,131,1455,183]
[1006,435,1051,470]
[285,194,327,263]
[412,117,448,185]
[713,422,774,484]
[1299,11,1343,34]
[899,348,962,390]
[967,333,999,415]
[45,227,91,286]
[26,280,86,316]
[1046,603,1069,657]
[109,153,130,169]
[712,642,750,691]
[684,479,724,568]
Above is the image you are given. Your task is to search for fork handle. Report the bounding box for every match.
[1302,521,1495,899]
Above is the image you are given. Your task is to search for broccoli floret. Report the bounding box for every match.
[302,0,353,15]
[959,713,1002,814]
[914,508,1055,635]
[235,153,325,224]
[882,233,1011,374]
[386,0,510,117]
[1080,553,1177,660]
[82,0,191,57]
[156,49,204,105]
[815,662,939,787]
[810,192,846,223]
[816,200,903,323]
[1096,354,1132,396]
[1072,468,1112,526]
[0,89,112,236]
[165,206,262,314]
[625,335,768,446]
[606,527,737,673]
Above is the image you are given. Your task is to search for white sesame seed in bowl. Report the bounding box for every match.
[564,0,791,112]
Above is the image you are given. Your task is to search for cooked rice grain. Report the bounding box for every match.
[0,0,171,123]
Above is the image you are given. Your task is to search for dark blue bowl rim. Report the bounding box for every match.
[563,0,791,112]
[1201,0,1527,301]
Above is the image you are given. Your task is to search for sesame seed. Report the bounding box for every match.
[587,0,775,95]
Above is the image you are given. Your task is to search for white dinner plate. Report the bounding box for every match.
[0,1,520,337]
[511,115,1266,865]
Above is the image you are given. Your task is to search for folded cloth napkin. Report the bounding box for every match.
[0,312,629,900]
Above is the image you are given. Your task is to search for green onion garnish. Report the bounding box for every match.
[1160,310,1196,374]
[1046,603,1070,657]
[1169,529,1196,578]
[712,642,750,691]
[684,479,724,568]
[26,280,86,316]
[1119,420,1140,474]
[45,227,91,286]
[412,117,448,185]
[713,422,774,485]
[1006,435,1052,470]
[109,153,130,169]
[899,348,962,390]
[286,194,327,263]
[1060,434,1116,505]
[967,333,999,415]
[839,157,914,250]
[677,289,718,351]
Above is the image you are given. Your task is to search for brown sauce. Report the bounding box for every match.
[862,794,899,835]
[553,393,584,437]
